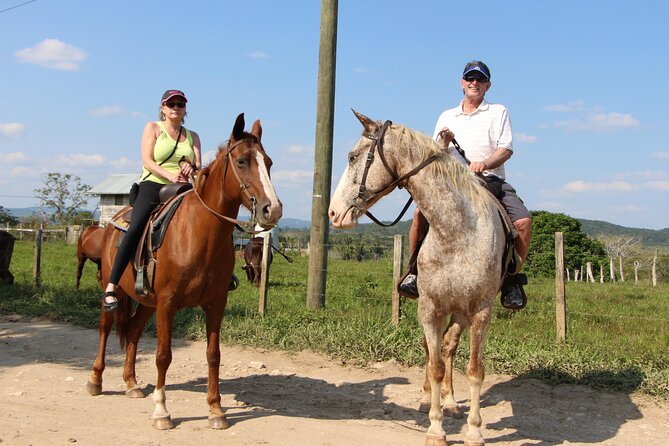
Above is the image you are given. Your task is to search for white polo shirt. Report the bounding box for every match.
[433,100,513,180]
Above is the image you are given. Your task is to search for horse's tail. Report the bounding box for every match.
[114,295,132,351]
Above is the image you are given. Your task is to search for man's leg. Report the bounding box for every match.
[512,216,532,265]
[500,183,532,309]
[399,208,428,297]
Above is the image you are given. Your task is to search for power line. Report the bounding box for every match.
[0,0,37,14]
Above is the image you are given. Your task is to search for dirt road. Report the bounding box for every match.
[1,316,667,445]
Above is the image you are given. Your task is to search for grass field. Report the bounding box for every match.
[1,240,667,398]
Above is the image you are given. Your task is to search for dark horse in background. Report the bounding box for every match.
[242,236,273,286]
[76,225,105,289]
[87,113,282,431]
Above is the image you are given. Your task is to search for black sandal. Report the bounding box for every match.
[102,290,118,312]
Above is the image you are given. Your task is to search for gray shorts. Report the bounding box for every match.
[500,181,531,222]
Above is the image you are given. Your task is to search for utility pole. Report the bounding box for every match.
[306,0,338,310]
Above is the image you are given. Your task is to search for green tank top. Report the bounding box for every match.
[141,121,195,185]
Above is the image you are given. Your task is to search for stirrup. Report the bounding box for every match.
[102,290,118,312]
[229,274,239,291]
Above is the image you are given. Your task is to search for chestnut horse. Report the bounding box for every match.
[76,225,104,289]
[87,113,282,430]
[329,111,505,446]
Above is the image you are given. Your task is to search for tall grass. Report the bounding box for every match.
[1,240,667,398]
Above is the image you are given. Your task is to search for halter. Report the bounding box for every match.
[355,121,440,227]
[190,138,271,234]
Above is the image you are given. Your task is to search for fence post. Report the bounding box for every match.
[391,234,404,327]
[34,227,43,288]
[258,234,272,317]
[555,232,566,342]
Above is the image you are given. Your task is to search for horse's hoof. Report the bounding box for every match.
[425,434,448,446]
[208,414,230,430]
[152,416,174,430]
[418,401,430,413]
[125,387,145,398]
[443,405,464,419]
[86,381,102,396]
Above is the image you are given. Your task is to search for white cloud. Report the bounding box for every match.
[3,151,27,162]
[0,122,26,138]
[543,100,588,112]
[562,180,636,192]
[554,112,640,132]
[651,152,669,160]
[645,181,669,191]
[15,38,87,71]
[110,157,138,170]
[89,106,125,117]
[10,166,34,177]
[249,51,269,59]
[515,132,537,143]
[610,204,646,213]
[272,169,313,186]
[286,144,313,154]
[53,154,107,167]
[613,170,667,181]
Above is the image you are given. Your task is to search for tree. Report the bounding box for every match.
[0,206,19,225]
[525,211,606,277]
[34,173,92,225]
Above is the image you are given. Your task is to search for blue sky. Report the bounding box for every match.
[1,0,668,230]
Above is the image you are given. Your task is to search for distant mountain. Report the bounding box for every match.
[279,217,311,229]
[577,218,669,247]
[7,207,51,217]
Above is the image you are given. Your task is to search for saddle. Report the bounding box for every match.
[396,183,521,299]
[110,182,193,296]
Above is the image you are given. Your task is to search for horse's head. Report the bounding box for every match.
[205,113,282,228]
[329,110,402,228]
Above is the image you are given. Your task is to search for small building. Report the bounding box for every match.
[87,174,139,225]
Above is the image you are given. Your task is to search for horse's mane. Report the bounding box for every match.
[393,124,492,212]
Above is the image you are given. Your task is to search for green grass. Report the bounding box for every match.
[1,240,667,398]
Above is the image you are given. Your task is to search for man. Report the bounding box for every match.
[399,60,532,309]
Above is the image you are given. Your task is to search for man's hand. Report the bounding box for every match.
[437,127,455,148]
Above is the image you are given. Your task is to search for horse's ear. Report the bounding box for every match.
[352,109,378,134]
[251,119,262,141]
[232,113,245,140]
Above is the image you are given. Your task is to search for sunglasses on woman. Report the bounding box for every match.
[164,102,186,109]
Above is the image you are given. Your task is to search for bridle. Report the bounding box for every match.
[355,120,441,227]
[189,138,271,233]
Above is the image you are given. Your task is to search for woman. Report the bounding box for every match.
[102,89,201,311]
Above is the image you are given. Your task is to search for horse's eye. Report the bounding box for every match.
[348,153,357,164]
[236,158,248,168]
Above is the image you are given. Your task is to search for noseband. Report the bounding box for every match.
[355,120,440,227]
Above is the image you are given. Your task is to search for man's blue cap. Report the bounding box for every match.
[463,64,491,81]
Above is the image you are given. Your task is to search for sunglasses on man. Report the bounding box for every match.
[463,74,489,83]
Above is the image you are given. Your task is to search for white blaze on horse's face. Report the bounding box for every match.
[254,151,282,226]
[329,163,358,228]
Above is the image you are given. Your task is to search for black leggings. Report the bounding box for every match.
[109,181,163,284]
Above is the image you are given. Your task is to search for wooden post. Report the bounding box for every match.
[258,234,272,317]
[652,248,658,287]
[555,232,566,342]
[306,0,338,310]
[34,228,43,288]
[391,235,404,327]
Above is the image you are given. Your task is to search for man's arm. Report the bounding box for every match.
[469,147,512,174]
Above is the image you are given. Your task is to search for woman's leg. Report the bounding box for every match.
[103,182,162,308]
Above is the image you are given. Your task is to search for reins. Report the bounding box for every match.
[357,121,440,227]
[187,139,268,234]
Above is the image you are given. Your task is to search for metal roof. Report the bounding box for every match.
[87,174,140,195]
